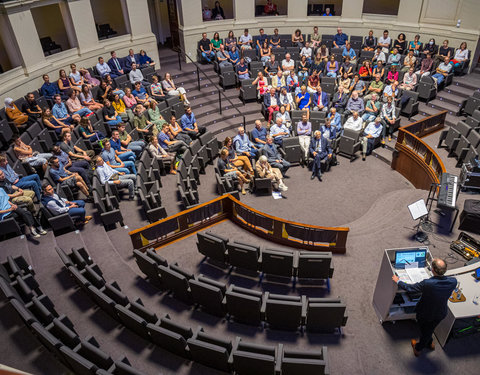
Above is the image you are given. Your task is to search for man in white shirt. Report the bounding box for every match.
[128,63,149,86]
[377,30,391,53]
[281,53,295,76]
[361,117,383,160]
[300,42,313,62]
[238,29,253,50]
[41,184,91,224]
[96,57,115,78]
[432,57,452,86]
[343,111,363,132]
[95,156,136,200]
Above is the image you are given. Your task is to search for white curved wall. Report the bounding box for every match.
[0,0,159,101]
[178,0,480,68]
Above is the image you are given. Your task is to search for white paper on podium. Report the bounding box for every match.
[405,267,430,284]
[408,199,428,220]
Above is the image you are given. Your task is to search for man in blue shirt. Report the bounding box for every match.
[0,155,42,200]
[263,136,290,176]
[361,117,383,160]
[327,108,342,134]
[342,42,356,62]
[333,27,348,48]
[251,120,267,148]
[233,126,258,159]
[40,74,67,100]
[52,95,80,125]
[101,140,136,175]
[270,118,290,147]
[48,156,90,198]
[109,130,137,163]
[158,126,188,158]
[255,28,269,52]
[180,107,206,139]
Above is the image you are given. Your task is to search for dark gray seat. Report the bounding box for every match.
[60,345,98,375]
[280,347,329,375]
[232,341,279,375]
[297,251,334,280]
[146,323,189,358]
[265,294,306,331]
[133,249,162,286]
[187,331,233,372]
[189,277,226,316]
[225,285,264,325]
[158,265,192,303]
[196,232,228,264]
[226,240,260,272]
[305,298,348,332]
[261,248,295,278]
[114,305,150,339]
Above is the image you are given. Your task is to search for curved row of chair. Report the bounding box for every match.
[196,231,335,282]
[0,255,148,375]
[55,246,331,375]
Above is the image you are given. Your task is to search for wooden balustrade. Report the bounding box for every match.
[391,111,447,189]
[129,194,349,254]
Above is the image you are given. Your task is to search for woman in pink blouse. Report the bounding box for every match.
[122,87,137,109]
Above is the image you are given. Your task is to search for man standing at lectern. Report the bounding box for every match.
[392,258,456,357]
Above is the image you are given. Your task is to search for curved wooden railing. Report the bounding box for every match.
[129,194,349,254]
[391,111,447,190]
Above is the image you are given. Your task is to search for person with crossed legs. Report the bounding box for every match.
[41,183,91,225]
[95,156,136,201]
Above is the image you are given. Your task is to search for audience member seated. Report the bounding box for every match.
[117,123,145,156]
[332,86,348,113]
[58,69,80,94]
[256,28,269,52]
[351,74,367,96]
[345,91,364,117]
[216,44,232,68]
[122,87,138,111]
[79,67,100,86]
[158,126,188,159]
[292,29,304,48]
[128,63,149,86]
[377,30,391,54]
[162,72,190,104]
[263,135,290,176]
[222,137,253,176]
[401,50,416,72]
[416,53,433,78]
[0,188,46,237]
[78,116,105,143]
[271,71,285,93]
[124,49,140,73]
[168,115,192,145]
[202,5,212,21]
[452,42,469,71]
[313,86,328,112]
[101,139,136,175]
[48,156,90,198]
[297,113,312,163]
[309,130,332,182]
[96,56,115,78]
[321,118,337,146]
[298,55,311,84]
[296,85,311,118]
[323,7,332,16]
[236,58,249,80]
[372,47,386,65]
[264,87,280,123]
[211,32,222,52]
[60,131,94,166]
[363,30,376,51]
[51,145,91,189]
[269,118,290,148]
[133,104,154,136]
[0,155,42,200]
[265,54,280,77]
[432,57,452,86]
[66,90,93,117]
[199,33,215,63]
[238,28,253,50]
[41,74,66,100]
[409,34,422,56]
[234,126,258,160]
[399,67,417,91]
[0,168,36,214]
[338,72,351,94]
[52,95,80,125]
[96,80,112,104]
[361,117,383,160]
[380,97,396,142]
[264,0,278,16]
[102,98,123,128]
[310,52,325,76]
[138,49,155,69]
[229,46,240,66]
[22,93,42,123]
[362,94,380,124]
[251,120,267,148]
[344,111,363,132]
[102,74,125,98]
[132,82,154,106]
[147,75,165,102]
[269,28,281,49]
[107,50,125,76]
[80,84,103,111]
[333,27,348,48]
[281,53,295,77]
[393,33,407,54]
[113,93,134,123]
[180,107,206,139]
[387,49,401,66]
[364,74,384,102]
[95,156,136,200]
[423,38,438,56]
[258,41,271,66]
[256,155,288,191]
[372,60,385,79]
[326,56,339,78]
[146,135,176,174]
[276,105,292,129]
[110,129,138,163]
[41,183,91,224]
[383,80,399,103]
[147,101,167,136]
[12,135,51,172]
[4,98,32,129]
[224,31,237,51]
[358,61,372,81]
[41,108,71,137]
[217,149,249,195]
[342,42,356,63]
[339,57,354,80]
[286,71,300,94]
[69,64,86,90]
[310,26,321,49]
[328,107,343,135]
[279,87,295,111]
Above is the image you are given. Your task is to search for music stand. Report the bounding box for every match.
[408,199,429,242]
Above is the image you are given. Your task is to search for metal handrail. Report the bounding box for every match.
[175,47,247,130]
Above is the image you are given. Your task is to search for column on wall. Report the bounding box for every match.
[6,9,46,74]
[123,0,155,39]
[288,0,308,20]
[397,0,423,26]
[176,0,202,28]
[64,0,100,53]
[341,0,365,20]
[0,13,22,69]
[234,0,255,22]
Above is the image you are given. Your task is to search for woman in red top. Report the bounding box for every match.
[359,60,372,79]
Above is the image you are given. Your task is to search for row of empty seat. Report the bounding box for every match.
[55,246,331,374]
[0,255,148,375]
[133,248,347,332]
